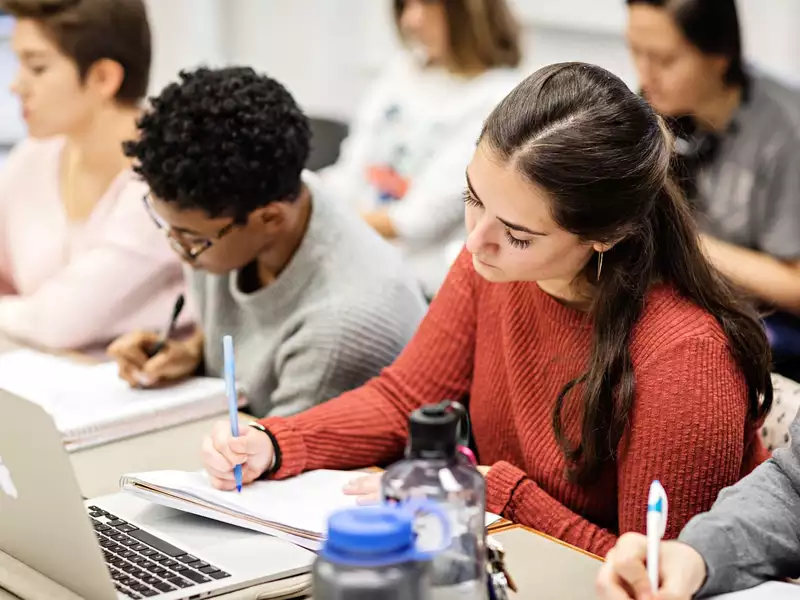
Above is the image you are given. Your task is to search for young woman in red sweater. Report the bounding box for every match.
[200,62,773,557]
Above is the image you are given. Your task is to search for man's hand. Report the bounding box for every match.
[108,330,203,387]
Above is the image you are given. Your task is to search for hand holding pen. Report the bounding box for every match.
[596,482,707,600]
[108,294,203,388]
[197,336,280,493]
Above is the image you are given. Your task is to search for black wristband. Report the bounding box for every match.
[249,422,282,476]
[264,429,282,474]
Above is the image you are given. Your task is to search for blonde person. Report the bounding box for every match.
[321,0,523,298]
[0,0,186,349]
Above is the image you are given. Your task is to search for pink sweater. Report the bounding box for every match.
[0,137,187,349]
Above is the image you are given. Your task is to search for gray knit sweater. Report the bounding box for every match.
[186,172,427,417]
[680,409,800,597]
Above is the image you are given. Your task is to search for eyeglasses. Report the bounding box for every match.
[142,193,237,262]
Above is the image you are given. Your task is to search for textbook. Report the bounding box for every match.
[120,469,503,552]
[0,349,244,451]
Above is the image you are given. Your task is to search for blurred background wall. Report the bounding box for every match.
[0,0,797,146]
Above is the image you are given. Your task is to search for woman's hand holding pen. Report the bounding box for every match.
[202,420,275,490]
[107,328,203,388]
[596,533,707,600]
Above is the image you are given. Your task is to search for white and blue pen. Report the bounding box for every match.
[646,480,668,591]
[222,335,242,493]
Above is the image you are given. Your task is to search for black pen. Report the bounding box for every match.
[147,294,185,357]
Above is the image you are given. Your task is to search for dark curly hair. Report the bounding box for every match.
[124,66,311,222]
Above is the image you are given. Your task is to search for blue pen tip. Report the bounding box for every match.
[237,484,242,493]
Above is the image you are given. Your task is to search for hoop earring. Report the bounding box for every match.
[597,251,604,281]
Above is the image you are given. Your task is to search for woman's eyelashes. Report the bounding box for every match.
[21,58,48,76]
[462,188,481,208]
[463,189,532,250]
[503,230,531,249]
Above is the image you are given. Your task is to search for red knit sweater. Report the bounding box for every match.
[260,250,767,557]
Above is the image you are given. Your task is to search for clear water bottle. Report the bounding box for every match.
[313,504,438,600]
[382,401,488,600]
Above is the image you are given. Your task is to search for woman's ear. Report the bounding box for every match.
[591,241,618,254]
[84,58,125,101]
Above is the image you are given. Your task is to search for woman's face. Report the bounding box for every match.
[399,0,450,65]
[464,143,596,289]
[10,19,96,138]
[626,4,728,117]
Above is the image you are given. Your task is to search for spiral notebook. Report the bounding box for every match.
[121,469,503,552]
[0,349,244,451]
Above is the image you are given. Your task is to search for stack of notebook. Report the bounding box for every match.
[0,349,244,451]
[120,469,502,552]
[121,470,362,551]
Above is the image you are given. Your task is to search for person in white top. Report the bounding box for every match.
[321,0,524,298]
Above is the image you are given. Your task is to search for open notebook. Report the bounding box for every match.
[0,349,244,451]
[121,469,502,552]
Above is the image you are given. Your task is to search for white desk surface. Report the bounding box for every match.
[71,415,221,498]
[495,526,601,599]
[712,582,800,599]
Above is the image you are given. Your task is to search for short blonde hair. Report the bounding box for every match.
[393,0,522,76]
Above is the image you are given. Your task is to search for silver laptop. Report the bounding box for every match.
[0,390,315,599]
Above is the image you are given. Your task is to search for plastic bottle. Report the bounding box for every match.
[313,504,437,600]
[381,401,487,600]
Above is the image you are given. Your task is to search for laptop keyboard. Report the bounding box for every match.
[88,506,231,598]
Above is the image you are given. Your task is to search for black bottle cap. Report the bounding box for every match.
[407,400,465,459]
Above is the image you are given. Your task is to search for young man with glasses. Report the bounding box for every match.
[108,66,427,418]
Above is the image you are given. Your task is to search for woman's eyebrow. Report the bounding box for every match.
[497,216,545,236]
[466,171,546,236]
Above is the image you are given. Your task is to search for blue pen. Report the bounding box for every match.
[222,335,242,493]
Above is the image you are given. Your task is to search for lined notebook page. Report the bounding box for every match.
[0,349,229,435]
[123,469,502,536]
[126,470,363,536]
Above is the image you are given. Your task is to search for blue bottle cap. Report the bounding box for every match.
[320,505,426,568]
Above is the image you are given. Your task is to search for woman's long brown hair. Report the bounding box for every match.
[481,62,772,484]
